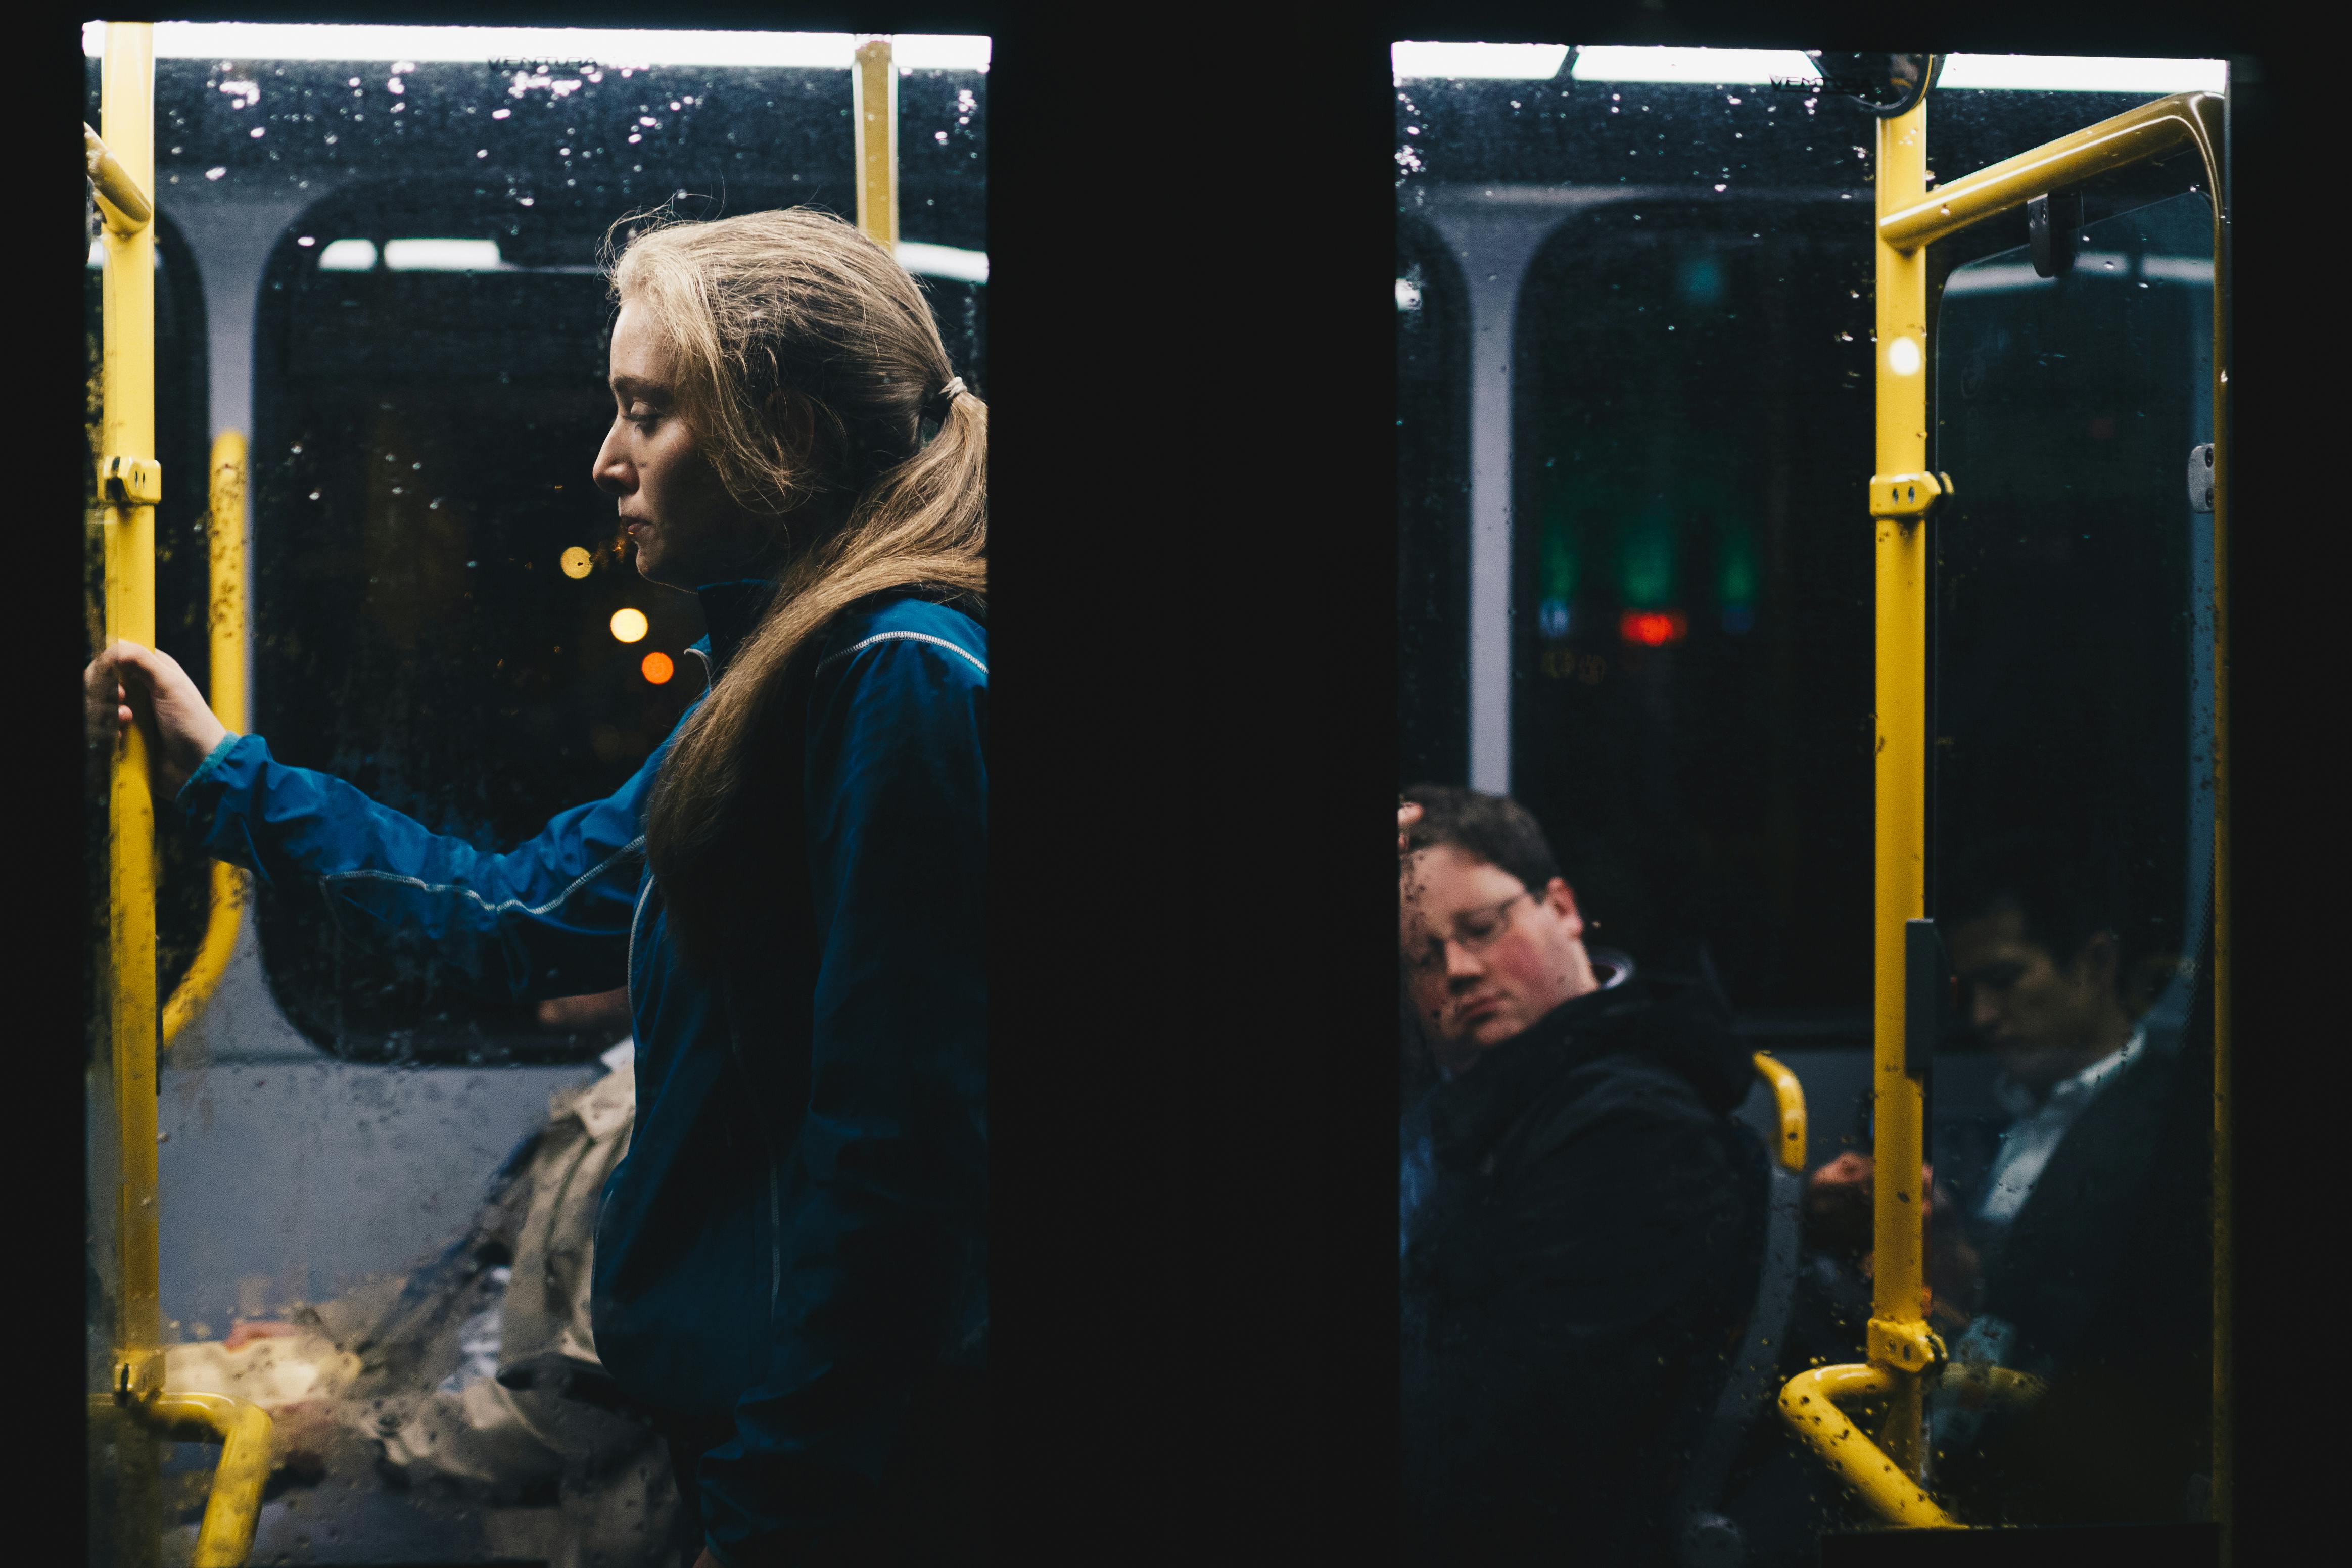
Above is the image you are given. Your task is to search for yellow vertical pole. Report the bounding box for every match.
[101,18,163,1410]
[1869,92,1935,1480]
[852,36,899,248]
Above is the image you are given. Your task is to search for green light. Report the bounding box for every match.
[1619,495,1677,610]
[1717,514,1758,608]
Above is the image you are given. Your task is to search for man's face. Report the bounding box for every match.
[1400,844,1590,1056]
[1947,903,2121,1091]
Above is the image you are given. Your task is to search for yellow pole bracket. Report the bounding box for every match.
[1866,471,1952,522]
[100,455,163,506]
[85,121,154,234]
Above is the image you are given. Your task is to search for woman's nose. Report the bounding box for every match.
[592,426,630,495]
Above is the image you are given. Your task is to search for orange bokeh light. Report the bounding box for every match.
[1618,609,1689,648]
[640,651,674,685]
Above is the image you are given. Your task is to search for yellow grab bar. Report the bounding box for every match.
[85,121,153,234]
[147,1392,275,1567]
[99,13,164,1410]
[1779,78,2232,1538]
[1778,1364,1960,1528]
[162,433,250,1048]
[1751,1052,1806,1172]
[1877,91,2221,255]
[852,37,898,247]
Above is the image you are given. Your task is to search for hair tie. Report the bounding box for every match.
[922,376,967,424]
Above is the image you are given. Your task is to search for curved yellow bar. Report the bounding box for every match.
[145,1391,274,1567]
[162,434,250,1048]
[1777,1363,1960,1529]
[1877,91,2221,255]
[1751,1052,1806,1172]
[84,121,154,233]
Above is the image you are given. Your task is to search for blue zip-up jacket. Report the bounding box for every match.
[176,584,987,1565]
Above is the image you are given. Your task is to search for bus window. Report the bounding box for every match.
[106,43,988,1063]
[86,28,986,1566]
[1394,43,2223,1562]
[1396,215,1469,791]
[1927,185,2217,1529]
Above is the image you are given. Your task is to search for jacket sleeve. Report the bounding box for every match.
[173,729,665,1003]
[1403,1072,1758,1557]
[695,632,987,1566]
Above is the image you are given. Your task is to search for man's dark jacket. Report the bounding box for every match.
[1400,964,1766,1566]
[176,583,988,1566]
[1947,1035,2214,1526]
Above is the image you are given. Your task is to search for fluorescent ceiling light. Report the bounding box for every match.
[1392,42,1571,80]
[83,23,989,70]
[385,237,502,271]
[316,238,377,271]
[896,242,988,284]
[1571,46,1816,83]
[1938,54,2224,93]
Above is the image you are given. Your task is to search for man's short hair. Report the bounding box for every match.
[1402,785,1562,897]
[1944,829,2180,995]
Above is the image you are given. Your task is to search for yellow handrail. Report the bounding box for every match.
[1862,81,1938,1478]
[99,10,164,1415]
[94,24,271,1565]
[149,1393,275,1567]
[1778,77,2232,1540]
[1878,91,2222,255]
[161,433,250,1048]
[1778,1364,1960,1528]
[1751,1052,1806,1172]
[853,37,898,247]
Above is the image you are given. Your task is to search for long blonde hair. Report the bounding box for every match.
[612,208,986,961]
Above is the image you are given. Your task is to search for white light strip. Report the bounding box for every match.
[1398,42,2225,92]
[895,242,989,284]
[1938,54,2224,93]
[1392,42,1570,81]
[1570,46,1816,84]
[316,238,377,271]
[83,22,989,70]
[385,237,502,271]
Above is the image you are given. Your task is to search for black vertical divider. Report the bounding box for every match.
[989,10,1400,1559]
[38,11,98,1557]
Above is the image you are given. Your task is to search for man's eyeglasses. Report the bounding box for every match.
[1404,891,1532,975]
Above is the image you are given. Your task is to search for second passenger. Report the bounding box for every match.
[1398,786,1766,1566]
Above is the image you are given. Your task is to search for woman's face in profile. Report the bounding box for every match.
[594,300,757,589]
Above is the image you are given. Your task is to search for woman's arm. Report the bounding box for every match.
[90,639,661,1004]
[695,621,988,1563]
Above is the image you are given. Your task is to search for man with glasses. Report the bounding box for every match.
[1398,786,1767,1566]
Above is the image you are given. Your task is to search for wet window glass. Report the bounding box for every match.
[1927,187,2216,1528]
[1395,43,2223,1561]
[84,28,986,1568]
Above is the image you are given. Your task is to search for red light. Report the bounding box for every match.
[1618,609,1688,648]
[641,651,674,685]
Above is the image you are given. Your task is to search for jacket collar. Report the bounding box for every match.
[1425,958,1644,1166]
[688,578,779,681]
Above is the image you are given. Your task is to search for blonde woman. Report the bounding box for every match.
[91,208,988,1566]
